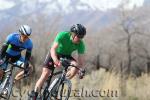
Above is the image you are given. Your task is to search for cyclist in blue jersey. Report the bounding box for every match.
[0,25,33,82]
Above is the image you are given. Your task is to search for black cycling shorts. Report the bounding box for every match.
[5,53,21,63]
[43,51,76,70]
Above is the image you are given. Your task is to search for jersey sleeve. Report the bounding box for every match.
[54,32,65,43]
[78,41,85,54]
[27,40,33,52]
[5,34,13,44]
[25,40,33,63]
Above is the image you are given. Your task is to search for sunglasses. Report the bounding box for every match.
[76,35,84,39]
[21,34,29,39]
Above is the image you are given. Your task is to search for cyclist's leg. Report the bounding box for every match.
[0,61,6,80]
[34,67,51,92]
[0,68,4,81]
[31,51,55,98]
[29,67,51,99]
[14,56,33,82]
[13,56,24,82]
[0,54,19,81]
[0,54,10,80]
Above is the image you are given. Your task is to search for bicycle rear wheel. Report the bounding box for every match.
[51,78,72,100]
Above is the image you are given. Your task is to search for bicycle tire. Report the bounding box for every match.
[51,78,72,100]
[41,78,59,100]
[6,76,13,100]
[0,76,13,100]
[42,89,50,100]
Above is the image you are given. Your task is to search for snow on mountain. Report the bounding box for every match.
[0,0,145,13]
[0,0,146,33]
[0,0,145,24]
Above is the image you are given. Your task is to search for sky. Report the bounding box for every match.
[0,0,145,11]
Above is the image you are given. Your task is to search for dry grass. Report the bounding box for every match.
[5,68,150,100]
[70,69,150,100]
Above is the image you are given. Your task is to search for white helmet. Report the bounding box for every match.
[19,25,32,36]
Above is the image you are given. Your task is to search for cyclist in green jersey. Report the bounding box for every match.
[30,24,86,98]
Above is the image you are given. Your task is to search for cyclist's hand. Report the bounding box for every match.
[54,60,61,68]
[24,68,30,77]
[20,63,24,68]
[78,68,86,79]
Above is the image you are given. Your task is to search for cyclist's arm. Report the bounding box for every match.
[0,43,9,59]
[77,41,85,68]
[24,41,33,69]
[25,49,32,64]
[78,54,85,68]
[50,42,59,65]
[0,34,12,59]
[51,32,65,66]
[25,40,33,65]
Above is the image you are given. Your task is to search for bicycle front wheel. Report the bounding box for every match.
[0,76,13,100]
[5,76,13,100]
[51,78,72,100]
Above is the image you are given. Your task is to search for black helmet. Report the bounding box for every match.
[70,24,86,38]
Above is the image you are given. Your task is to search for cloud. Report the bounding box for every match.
[0,0,145,12]
[123,0,145,10]
[80,0,144,11]
[0,0,15,10]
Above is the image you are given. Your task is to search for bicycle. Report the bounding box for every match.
[28,58,85,100]
[0,58,27,100]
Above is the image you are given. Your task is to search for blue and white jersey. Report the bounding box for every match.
[5,33,33,56]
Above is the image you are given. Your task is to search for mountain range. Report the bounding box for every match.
[0,0,149,33]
